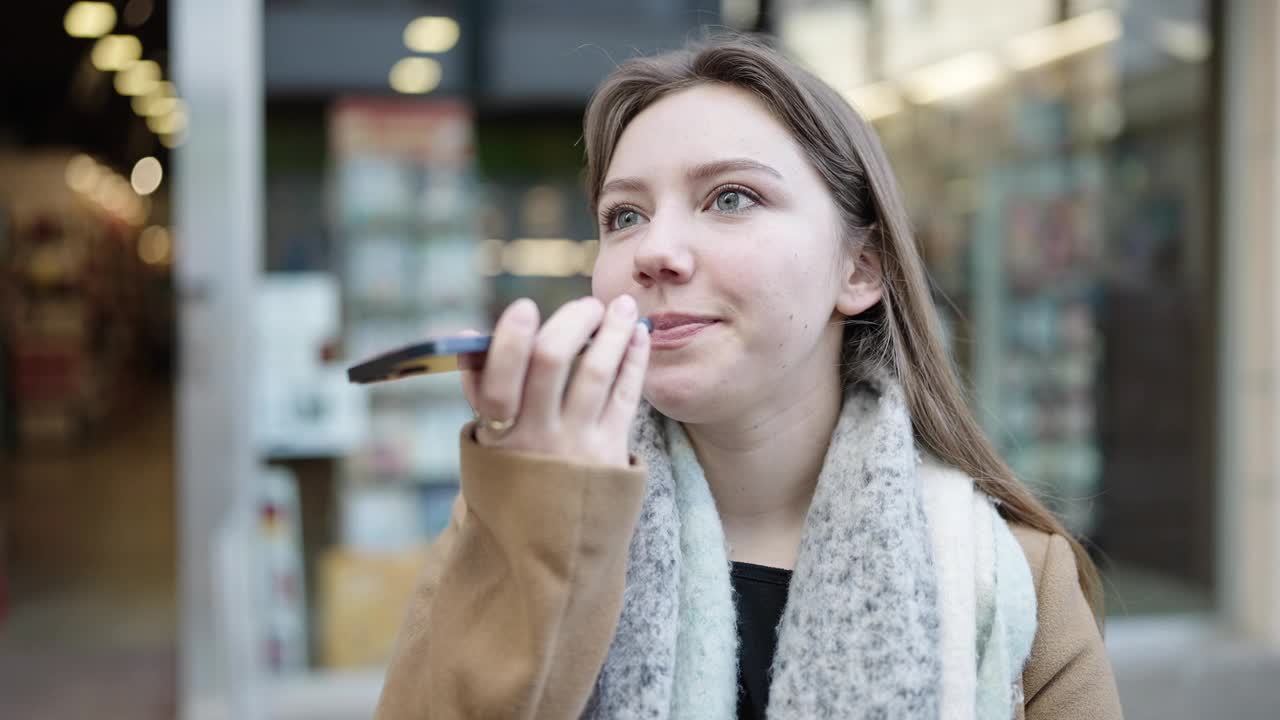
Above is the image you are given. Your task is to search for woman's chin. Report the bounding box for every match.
[641,368,722,423]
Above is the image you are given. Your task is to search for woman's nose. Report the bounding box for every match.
[632,216,694,288]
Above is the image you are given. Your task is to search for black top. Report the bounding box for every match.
[730,561,793,720]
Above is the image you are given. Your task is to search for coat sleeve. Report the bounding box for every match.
[373,422,648,720]
[1014,528,1125,720]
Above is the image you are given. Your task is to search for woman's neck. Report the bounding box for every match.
[681,373,843,570]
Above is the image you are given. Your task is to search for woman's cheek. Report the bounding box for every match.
[590,253,625,296]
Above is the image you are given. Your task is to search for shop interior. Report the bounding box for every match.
[0,0,178,715]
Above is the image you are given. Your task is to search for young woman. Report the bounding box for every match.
[374,36,1123,720]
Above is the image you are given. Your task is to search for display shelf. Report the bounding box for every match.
[316,97,484,671]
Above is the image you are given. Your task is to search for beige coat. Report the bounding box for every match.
[374,424,1124,720]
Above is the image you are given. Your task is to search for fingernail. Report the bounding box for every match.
[637,316,652,333]
[613,294,637,317]
[508,298,536,325]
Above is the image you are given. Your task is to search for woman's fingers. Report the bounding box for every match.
[464,295,648,466]
[455,328,484,414]
[562,294,639,422]
[601,320,650,433]
[472,299,539,443]
[519,297,605,427]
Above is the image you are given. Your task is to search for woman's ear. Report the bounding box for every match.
[835,240,884,317]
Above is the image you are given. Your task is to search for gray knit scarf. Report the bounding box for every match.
[583,373,943,719]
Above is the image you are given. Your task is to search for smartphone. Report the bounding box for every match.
[347,335,492,384]
[347,316,651,385]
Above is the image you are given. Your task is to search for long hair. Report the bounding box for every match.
[582,34,1105,622]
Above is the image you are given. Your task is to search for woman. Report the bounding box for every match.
[375,36,1123,720]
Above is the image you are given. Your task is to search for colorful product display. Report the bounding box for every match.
[883,73,1119,539]
[257,466,310,673]
[995,165,1106,537]
[0,182,154,447]
[332,96,483,489]
[319,97,485,668]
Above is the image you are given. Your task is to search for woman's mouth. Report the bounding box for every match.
[647,314,720,350]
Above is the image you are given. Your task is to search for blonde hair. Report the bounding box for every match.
[583,35,1104,622]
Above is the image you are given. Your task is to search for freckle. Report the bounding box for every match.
[788,313,793,320]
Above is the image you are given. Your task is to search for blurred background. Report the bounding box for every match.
[0,0,1276,718]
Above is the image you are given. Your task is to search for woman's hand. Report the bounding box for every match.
[458,295,650,467]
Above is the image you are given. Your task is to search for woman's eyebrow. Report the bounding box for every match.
[599,158,784,199]
[685,158,783,185]
[599,176,648,198]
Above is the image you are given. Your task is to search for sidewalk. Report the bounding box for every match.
[1109,616,1280,720]
[0,383,176,719]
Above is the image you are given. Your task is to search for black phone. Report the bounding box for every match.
[346,316,651,385]
[347,335,492,384]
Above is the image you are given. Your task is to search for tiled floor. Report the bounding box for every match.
[0,383,176,719]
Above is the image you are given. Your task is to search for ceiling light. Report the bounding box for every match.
[133,94,178,117]
[147,108,188,135]
[115,59,161,96]
[404,17,459,53]
[100,175,137,219]
[131,157,163,195]
[389,57,442,94]
[65,2,117,38]
[159,132,186,149]
[89,170,113,202]
[901,51,1005,105]
[1005,9,1121,72]
[133,81,178,115]
[138,226,173,265]
[150,96,179,116]
[65,154,101,194]
[91,34,142,71]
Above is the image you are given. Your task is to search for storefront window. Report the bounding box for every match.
[780,0,1216,615]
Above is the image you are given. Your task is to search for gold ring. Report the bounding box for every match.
[480,416,516,434]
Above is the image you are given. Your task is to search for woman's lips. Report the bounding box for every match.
[649,320,718,350]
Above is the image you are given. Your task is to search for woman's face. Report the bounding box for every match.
[591,83,880,423]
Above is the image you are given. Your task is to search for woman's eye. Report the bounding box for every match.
[614,209,642,229]
[714,190,757,213]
